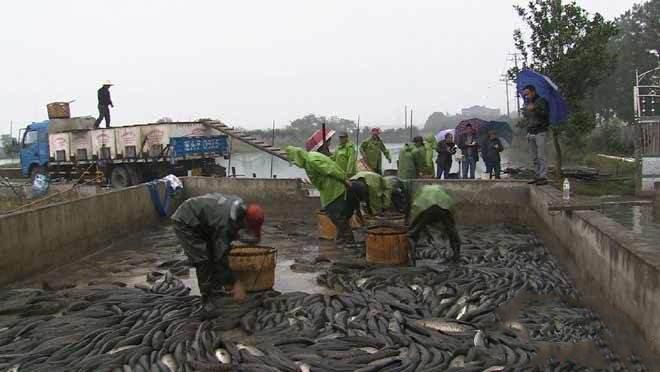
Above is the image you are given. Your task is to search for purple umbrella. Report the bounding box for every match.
[435,129,455,142]
[455,118,488,140]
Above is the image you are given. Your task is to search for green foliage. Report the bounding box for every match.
[0,135,19,157]
[510,0,619,174]
[588,0,660,122]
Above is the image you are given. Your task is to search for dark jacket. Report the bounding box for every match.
[523,96,549,134]
[457,133,479,162]
[436,140,456,164]
[97,87,113,107]
[482,137,504,163]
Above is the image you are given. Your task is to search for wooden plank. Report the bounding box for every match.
[548,200,652,211]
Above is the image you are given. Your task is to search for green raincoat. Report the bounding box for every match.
[350,171,392,214]
[398,144,426,179]
[286,146,346,208]
[360,137,391,174]
[398,144,415,180]
[410,185,456,224]
[423,135,437,175]
[331,142,357,178]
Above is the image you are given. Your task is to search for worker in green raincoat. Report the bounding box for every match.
[172,193,264,317]
[360,128,391,174]
[384,176,409,214]
[408,185,461,263]
[423,135,437,176]
[398,138,426,180]
[286,146,359,245]
[349,171,392,216]
[331,132,357,178]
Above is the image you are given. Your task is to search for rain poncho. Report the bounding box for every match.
[350,171,392,214]
[360,137,391,174]
[286,146,346,208]
[409,185,456,225]
[331,141,357,178]
[398,144,416,180]
[398,144,425,180]
[423,135,437,176]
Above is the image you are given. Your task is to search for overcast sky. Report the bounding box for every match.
[0,0,636,135]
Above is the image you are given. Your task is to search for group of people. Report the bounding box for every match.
[170,83,551,316]
[435,126,505,180]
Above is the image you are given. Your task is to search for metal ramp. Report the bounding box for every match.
[201,121,288,161]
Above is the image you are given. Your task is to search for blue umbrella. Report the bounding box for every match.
[516,69,569,126]
[478,121,513,144]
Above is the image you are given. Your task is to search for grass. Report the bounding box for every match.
[569,153,636,197]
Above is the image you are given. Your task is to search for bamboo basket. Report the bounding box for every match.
[47,102,71,119]
[364,213,406,228]
[228,246,277,292]
[366,226,410,265]
[318,211,361,240]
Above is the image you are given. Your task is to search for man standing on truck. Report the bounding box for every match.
[94,80,114,128]
[172,193,264,318]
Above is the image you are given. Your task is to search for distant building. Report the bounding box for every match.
[461,105,501,118]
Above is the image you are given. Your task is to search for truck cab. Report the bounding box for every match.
[19,120,49,178]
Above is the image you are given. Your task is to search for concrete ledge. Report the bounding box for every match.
[530,185,660,353]
[181,177,317,218]
[410,180,532,225]
[0,183,169,286]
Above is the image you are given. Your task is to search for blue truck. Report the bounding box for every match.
[18,120,228,187]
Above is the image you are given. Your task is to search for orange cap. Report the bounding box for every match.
[245,203,264,238]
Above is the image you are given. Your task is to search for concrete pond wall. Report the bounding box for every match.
[0,176,658,355]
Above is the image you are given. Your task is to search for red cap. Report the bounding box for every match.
[245,203,264,238]
[371,128,381,134]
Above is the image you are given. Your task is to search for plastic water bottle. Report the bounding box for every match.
[562,178,570,200]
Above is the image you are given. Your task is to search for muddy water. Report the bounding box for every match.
[10,217,332,296]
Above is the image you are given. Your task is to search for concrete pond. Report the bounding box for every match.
[0,177,659,371]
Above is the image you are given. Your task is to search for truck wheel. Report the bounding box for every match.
[111,166,131,188]
[30,166,45,181]
[127,166,142,186]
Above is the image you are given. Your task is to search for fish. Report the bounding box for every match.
[474,330,486,347]
[449,354,465,368]
[215,348,232,364]
[482,367,506,372]
[413,318,476,334]
[237,344,265,357]
[358,347,379,354]
[107,345,139,355]
[295,361,311,372]
[160,353,177,372]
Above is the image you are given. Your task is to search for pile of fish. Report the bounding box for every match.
[0,224,649,371]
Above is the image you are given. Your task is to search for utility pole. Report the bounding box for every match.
[270,120,275,178]
[508,53,523,116]
[404,105,408,129]
[410,108,414,141]
[500,74,511,118]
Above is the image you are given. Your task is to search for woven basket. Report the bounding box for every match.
[364,213,406,228]
[47,102,71,119]
[317,211,362,240]
[366,226,410,265]
[228,246,277,292]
